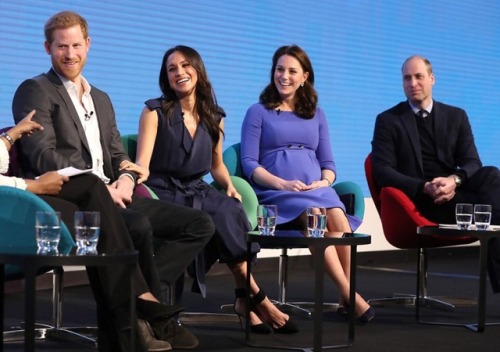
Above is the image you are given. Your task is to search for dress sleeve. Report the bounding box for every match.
[0,142,27,190]
[315,108,336,173]
[240,104,263,180]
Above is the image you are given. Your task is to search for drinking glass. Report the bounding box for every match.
[455,203,473,230]
[307,207,327,237]
[74,211,101,254]
[35,211,61,254]
[257,205,277,236]
[474,204,492,231]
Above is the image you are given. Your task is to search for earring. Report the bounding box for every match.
[300,82,304,87]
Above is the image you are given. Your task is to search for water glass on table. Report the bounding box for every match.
[307,207,327,238]
[35,211,61,254]
[74,211,100,254]
[257,204,277,236]
[455,203,473,230]
[474,204,492,231]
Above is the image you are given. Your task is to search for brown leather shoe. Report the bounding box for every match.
[138,319,172,351]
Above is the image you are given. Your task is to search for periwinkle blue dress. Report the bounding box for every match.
[240,103,361,231]
[144,98,255,296]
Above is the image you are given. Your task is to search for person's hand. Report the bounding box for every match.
[107,177,134,208]
[8,110,43,140]
[307,179,329,190]
[119,160,149,184]
[226,185,242,202]
[28,171,68,195]
[279,179,314,192]
[426,176,456,205]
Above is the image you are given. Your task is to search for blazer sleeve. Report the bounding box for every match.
[12,77,79,176]
[371,110,425,197]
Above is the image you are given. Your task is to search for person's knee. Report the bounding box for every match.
[123,212,154,247]
[192,212,215,237]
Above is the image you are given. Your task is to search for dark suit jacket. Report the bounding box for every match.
[371,100,482,198]
[12,68,136,182]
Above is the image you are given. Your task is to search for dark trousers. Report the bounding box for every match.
[40,174,151,351]
[40,174,151,305]
[414,166,500,292]
[128,195,215,290]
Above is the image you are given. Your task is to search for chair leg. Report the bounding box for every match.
[368,248,475,310]
[175,280,240,326]
[417,248,474,310]
[272,248,338,317]
[3,268,98,349]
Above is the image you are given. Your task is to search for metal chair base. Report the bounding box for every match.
[368,293,475,311]
[3,324,98,349]
[178,312,239,325]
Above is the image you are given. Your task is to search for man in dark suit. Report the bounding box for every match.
[11,11,214,350]
[371,55,500,293]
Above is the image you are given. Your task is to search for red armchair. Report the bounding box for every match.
[364,153,476,309]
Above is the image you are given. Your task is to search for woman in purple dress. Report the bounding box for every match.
[240,45,374,323]
[131,45,297,334]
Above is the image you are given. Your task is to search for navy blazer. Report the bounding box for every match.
[12,69,136,183]
[371,100,482,198]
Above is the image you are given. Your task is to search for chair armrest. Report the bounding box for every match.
[133,183,159,200]
[211,176,258,230]
[333,181,365,219]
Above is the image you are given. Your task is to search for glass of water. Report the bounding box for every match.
[74,211,100,254]
[474,204,492,231]
[35,211,61,254]
[307,207,327,237]
[455,203,473,230]
[257,205,277,236]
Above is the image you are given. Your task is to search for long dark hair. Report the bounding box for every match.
[158,45,222,148]
[259,45,317,119]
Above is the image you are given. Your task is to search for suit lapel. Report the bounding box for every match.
[400,103,424,174]
[46,70,92,154]
[431,102,447,163]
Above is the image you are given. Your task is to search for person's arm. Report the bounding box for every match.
[315,109,336,188]
[1,110,42,151]
[132,106,158,181]
[451,108,482,180]
[210,119,242,201]
[371,111,425,197]
[12,78,75,174]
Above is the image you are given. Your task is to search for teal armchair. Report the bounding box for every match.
[223,142,366,315]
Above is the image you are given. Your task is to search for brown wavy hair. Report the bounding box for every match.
[159,45,222,148]
[259,45,317,119]
[44,11,88,44]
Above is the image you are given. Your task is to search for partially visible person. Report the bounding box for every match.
[371,55,500,292]
[1,110,173,351]
[240,45,374,323]
[11,11,215,350]
[128,45,297,334]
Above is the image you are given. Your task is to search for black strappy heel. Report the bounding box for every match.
[234,288,272,334]
[252,289,299,334]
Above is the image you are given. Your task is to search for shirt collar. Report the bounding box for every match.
[408,100,433,115]
[54,70,92,96]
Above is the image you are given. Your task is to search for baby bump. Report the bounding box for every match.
[262,149,321,182]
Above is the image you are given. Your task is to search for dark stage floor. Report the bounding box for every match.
[2,246,499,351]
